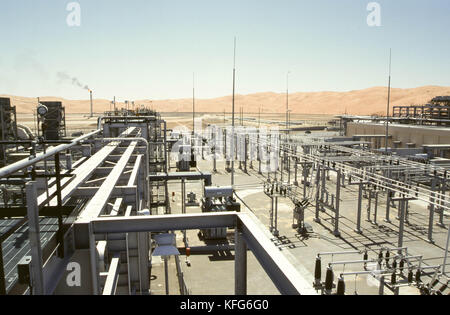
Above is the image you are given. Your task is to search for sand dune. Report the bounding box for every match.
[2,85,450,115]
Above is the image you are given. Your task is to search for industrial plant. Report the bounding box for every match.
[0,93,449,296]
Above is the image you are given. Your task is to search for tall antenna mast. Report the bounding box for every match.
[193,72,195,135]
[286,71,290,133]
[231,37,237,188]
[385,49,392,155]
[36,97,40,134]
[259,106,261,128]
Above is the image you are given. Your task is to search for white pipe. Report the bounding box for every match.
[102,137,150,209]
[340,270,388,277]
[330,255,422,267]
[318,250,362,257]
[0,129,101,178]
[329,259,378,266]
[17,124,35,139]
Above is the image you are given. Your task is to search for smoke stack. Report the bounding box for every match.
[89,90,93,118]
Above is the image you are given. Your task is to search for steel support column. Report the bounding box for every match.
[235,226,247,295]
[385,190,392,223]
[238,213,316,295]
[294,159,298,186]
[26,182,45,295]
[398,199,406,250]
[428,179,437,243]
[355,181,363,234]
[314,165,321,223]
[333,171,341,237]
[89,222,100,295]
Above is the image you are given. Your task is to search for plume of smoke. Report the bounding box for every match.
[57,71,90,91]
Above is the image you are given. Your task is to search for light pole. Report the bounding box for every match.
[286,71,290,134]
[258,106,261,128]
[288,110,292,132]
[231,37,237,188]
[192,72,195,135]
[385,49,392,155]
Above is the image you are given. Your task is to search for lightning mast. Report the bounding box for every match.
[192,72,195,135]
[385,49,392,155]
[231,37,237,188]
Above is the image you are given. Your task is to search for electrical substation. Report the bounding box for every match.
[0,95,449,296]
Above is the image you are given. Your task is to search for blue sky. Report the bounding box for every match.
[0,0,449,102]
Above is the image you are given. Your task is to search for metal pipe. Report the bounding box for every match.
[402,255,423,261]
[0,129,101,178]
[420,265,441,271]
[26,181,45,295]
[376,247,408,253]
[178,245,236,253]
[340,270,388,277]
[318,250,362,257]
[329,259,379,266]
[329,255,421,267]
[102,137,150,209]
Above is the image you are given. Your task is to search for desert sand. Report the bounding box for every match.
[2,85,450,115]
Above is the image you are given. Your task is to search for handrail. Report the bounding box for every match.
[0,129,101,178]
